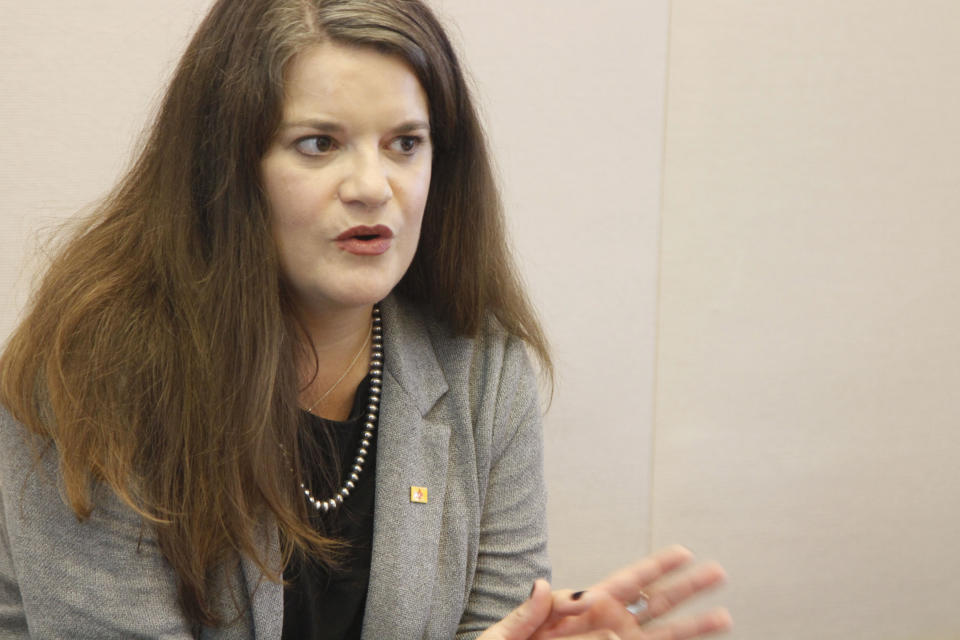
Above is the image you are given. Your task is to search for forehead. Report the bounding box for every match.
[281,42,429,123]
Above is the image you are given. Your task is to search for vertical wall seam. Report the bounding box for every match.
[647,0,676,555]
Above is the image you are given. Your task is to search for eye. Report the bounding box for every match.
[294,135,337,156]
[390,135,425,155]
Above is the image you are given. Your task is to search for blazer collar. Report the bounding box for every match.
[378,294,449,415]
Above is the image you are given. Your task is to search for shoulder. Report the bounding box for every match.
[0,405,194,638]
[381,295,542,462]
[0,405,52,502]
[0,404,154,546]
[382,294,540,404]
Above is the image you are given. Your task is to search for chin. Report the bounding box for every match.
[285,262,411,315]
[306,284,398,314]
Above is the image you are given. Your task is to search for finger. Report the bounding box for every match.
[538,592,642,640]
[591,546,695,604]
[480,579,554,640]
[640,607,732,640]
[634,563,727,623]
[545,589,595,619]
[538,629,623,640]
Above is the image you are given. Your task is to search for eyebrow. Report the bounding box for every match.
[279,119,430,133]
[393,120,431,134]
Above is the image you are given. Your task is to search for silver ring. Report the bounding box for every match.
[625,590,651,616]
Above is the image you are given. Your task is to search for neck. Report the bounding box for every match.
[297,302,374,351]
[294,303,375,420]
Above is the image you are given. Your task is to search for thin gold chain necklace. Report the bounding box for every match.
[303,318,372,414]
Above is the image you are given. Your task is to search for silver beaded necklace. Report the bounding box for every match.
[298,303,383,514]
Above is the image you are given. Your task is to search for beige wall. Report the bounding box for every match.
[655,1,960,637]
[2,1,958,638]
[0,0,215,325]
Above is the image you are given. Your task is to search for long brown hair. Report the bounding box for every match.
[0,0,550,627]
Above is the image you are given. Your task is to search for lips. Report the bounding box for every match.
[335,224,394,256]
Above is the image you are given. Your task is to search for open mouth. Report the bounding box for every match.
[336,225,394,255]
[337,225,394,242]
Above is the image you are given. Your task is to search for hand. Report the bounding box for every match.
[478,546,731,640]
[478,579,621,640]
[538,546,731,639]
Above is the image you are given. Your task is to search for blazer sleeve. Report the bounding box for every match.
[0,407,198,639]
[456,335,551,638]
[0,449,29,638]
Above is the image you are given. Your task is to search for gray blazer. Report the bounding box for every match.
[0,295,550,639]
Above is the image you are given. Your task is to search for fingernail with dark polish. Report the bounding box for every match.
[571,590,585,601]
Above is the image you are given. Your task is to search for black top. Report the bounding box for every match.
[281,375,378,640]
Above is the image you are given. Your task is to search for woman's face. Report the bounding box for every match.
[261,42,432,316]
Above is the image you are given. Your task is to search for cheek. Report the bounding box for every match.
[263,178,309,275]
[408,163,432,218]
[420,168,433,209]
[262,161,291,225]
[266,177,315,232]
[262,153,324,229]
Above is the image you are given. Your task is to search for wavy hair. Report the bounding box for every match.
[0,0,550,626]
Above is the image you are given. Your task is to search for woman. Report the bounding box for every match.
[0,0,729,637]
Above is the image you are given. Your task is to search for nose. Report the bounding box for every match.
[338,149,392,208]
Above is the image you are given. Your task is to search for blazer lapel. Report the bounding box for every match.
[361,296,451,638]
